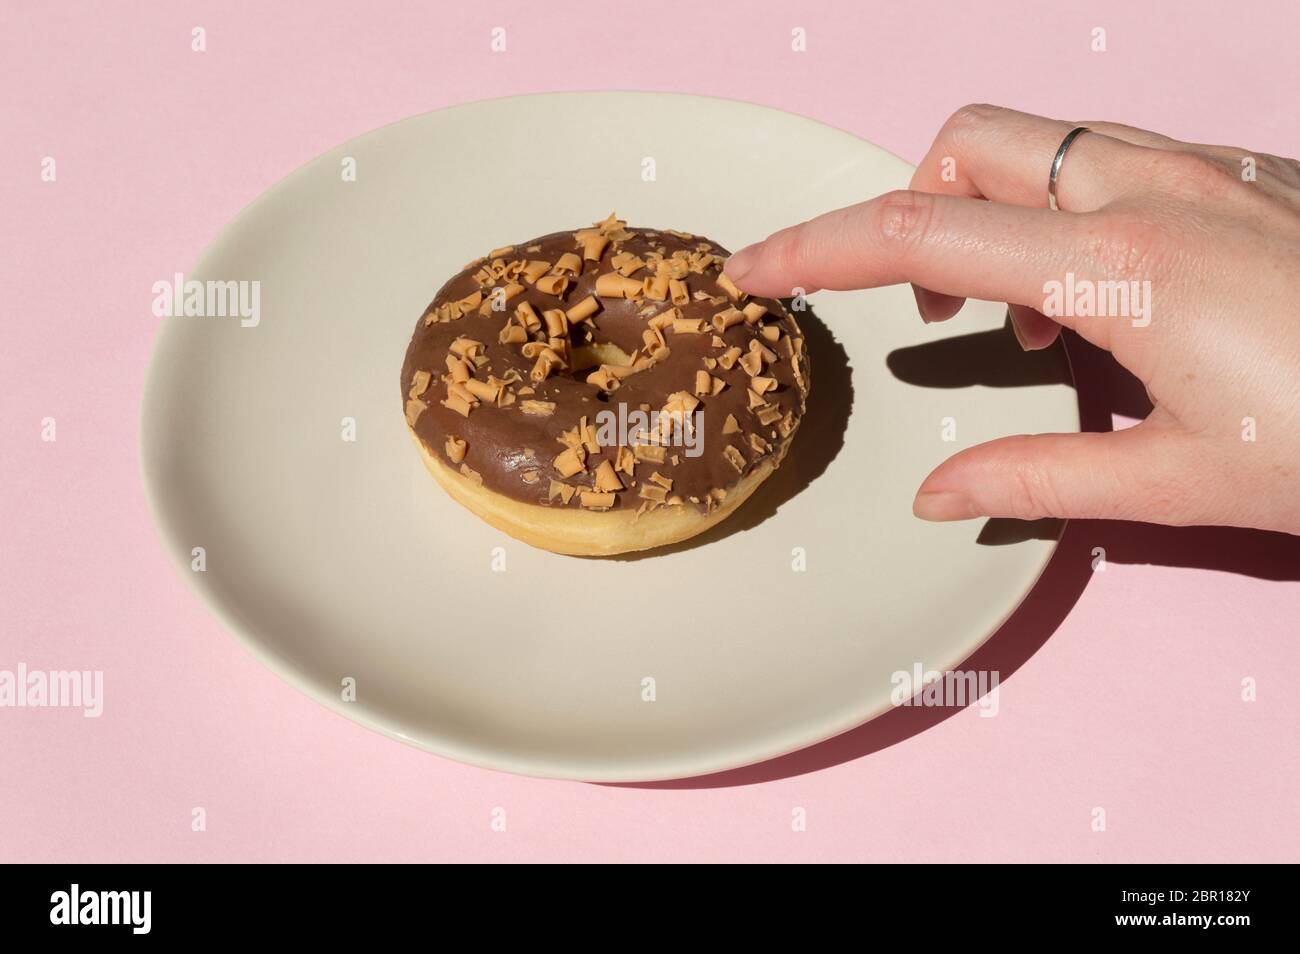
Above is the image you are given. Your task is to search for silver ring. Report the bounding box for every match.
[1048,126,1090,211]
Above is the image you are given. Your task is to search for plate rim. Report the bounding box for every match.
[139,89,1076,782]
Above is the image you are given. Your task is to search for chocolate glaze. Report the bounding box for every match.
[400,220,810,512]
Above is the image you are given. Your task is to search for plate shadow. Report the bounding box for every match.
[611,318,1300,789]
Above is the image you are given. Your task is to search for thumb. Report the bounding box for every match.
[913,422,1201,525]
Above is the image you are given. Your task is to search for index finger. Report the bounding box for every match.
[723,190,1076,303]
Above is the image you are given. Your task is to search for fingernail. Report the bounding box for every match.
[1008,307,1030,351]
[913,490,978,522]
[723,245,758,282]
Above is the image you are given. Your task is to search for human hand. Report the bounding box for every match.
[722,105,1300,535]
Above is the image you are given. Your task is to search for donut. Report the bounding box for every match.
[400,213,810,556]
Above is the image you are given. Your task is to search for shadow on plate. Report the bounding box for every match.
[611,318,1300,789]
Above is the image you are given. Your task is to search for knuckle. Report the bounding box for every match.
[942,103,1002,147]
[1007,461,1064,521]
[1083,212,1172,282]
[1257,152,1300,185]
[869,190,936,252]
[953,102,1001,122]
[1153,151,1239,200]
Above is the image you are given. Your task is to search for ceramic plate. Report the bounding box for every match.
[141,92,1077,781]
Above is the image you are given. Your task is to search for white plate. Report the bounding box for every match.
[141,92,1077,782]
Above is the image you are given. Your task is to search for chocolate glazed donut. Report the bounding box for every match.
[400,213,810,556]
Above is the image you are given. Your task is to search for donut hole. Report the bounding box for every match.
[570,342,636,373]
[568,342,637,400]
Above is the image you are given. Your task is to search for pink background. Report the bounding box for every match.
[3,0,1298,862]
